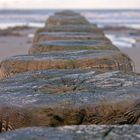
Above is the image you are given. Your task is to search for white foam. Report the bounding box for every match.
[124,24,140,29]
[0,22,44,29]
[105,34,136,48]
[28,34,34,38]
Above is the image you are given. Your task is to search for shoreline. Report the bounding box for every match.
[103,26,140,73]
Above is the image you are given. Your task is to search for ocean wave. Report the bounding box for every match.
[0,10,140,30]
[0,22,44,29]
[105,34,136,48]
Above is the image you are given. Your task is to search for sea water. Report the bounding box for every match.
[0,9,140,48]
[0,9,140,29]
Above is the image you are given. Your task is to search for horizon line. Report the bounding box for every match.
[0,8,140,10]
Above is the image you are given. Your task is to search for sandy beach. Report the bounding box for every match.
[0,27,36,60]
[121,47,140,73]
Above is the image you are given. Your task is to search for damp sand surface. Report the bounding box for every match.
[0,27,36,60]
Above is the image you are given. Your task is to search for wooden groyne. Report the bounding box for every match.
[0,11,133,79]
[0,11,140,139]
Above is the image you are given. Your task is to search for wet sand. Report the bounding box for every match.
[0,28,36,60]
[121,47,140,73]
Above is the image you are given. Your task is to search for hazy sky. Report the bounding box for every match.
[0,0,140,9]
